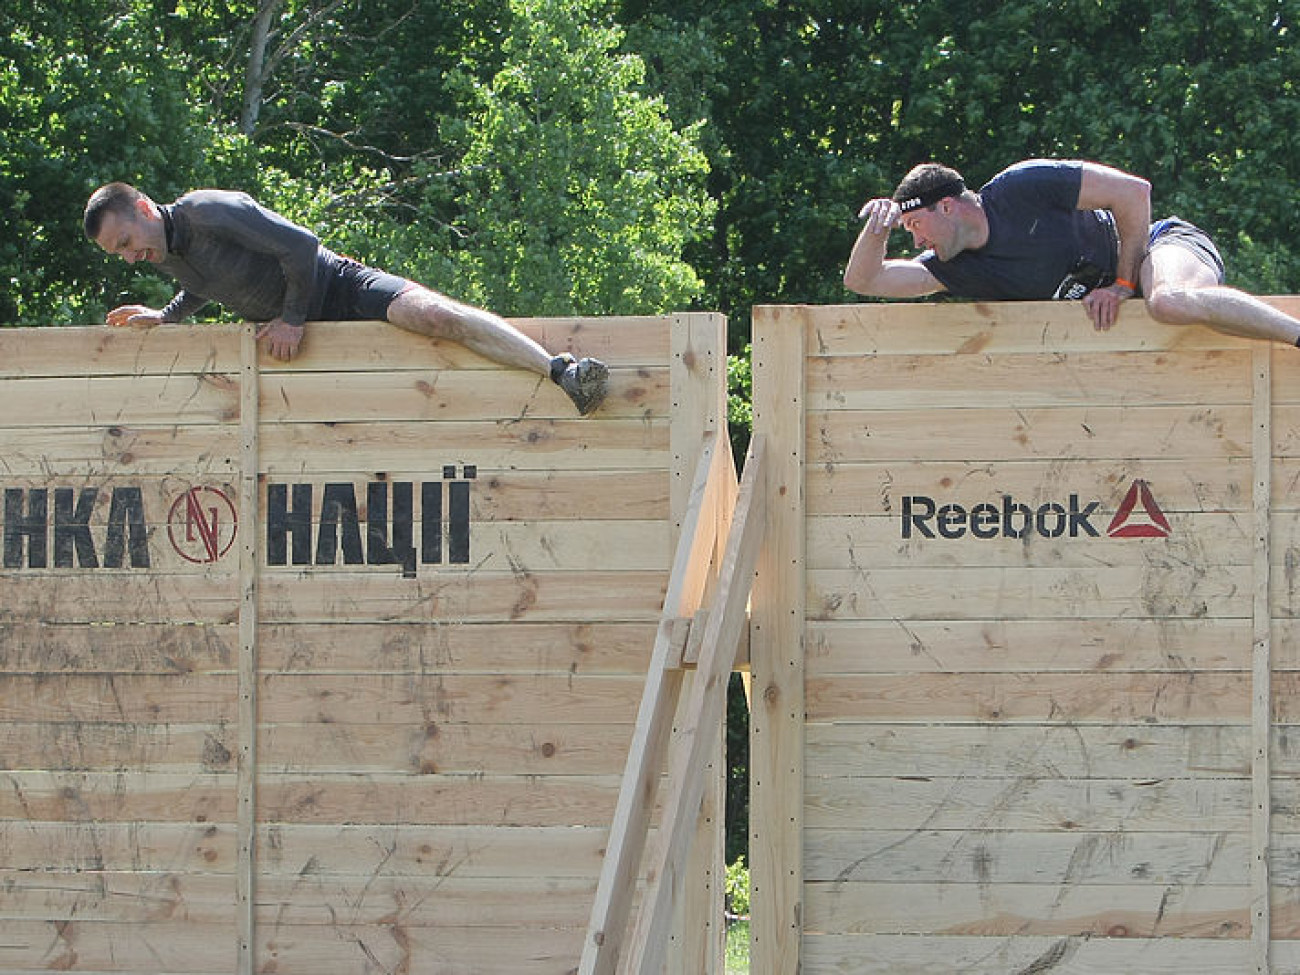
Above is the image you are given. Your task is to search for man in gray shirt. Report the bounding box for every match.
[83,182,608,414]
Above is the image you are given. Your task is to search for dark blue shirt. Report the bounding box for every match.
[919,160,1119,300]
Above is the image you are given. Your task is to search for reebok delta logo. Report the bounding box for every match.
[901,478,1170,541]
[1105,479,1171,538]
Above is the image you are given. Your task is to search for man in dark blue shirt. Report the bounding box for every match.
[844,159,1300,346]
[84,182,608,414]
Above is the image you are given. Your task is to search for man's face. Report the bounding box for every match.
[900,199,958,260]
[94,202,166,265]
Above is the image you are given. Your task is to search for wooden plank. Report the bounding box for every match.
[806,457,1256,517]
[255,824,610,879]
[0,620,656,676]
[517,315,674,367]
[628,437,765,974]
[0,674,235,722]
[0,419,672,475]
[0,772,628,827]
[260,365,669,422]
[255,875,598,927]
[807,512,1253,570]
[0,823,233,876]
[807,618,1251,674]
[0,622,236,673]
[665,424,738,975]
[0,574,239,624]
[579,434,723,975]
[0,570,668,624]
[631,314,728,975]
[805,723,1253,778]
[258,569,669,623]
[256,621,658,675]
[812,830,1300,890]
[468,470,668,522]
[0,425,241,476]
[749,305,806,975]
[1251,343,1273,973]
[804,775,1249,832]
[810,404,1253,464]
[0,920,237,971]
[260,721,634,775]
[801,933,1253,974]
[807,564,1251,621]
[260,417,670,473]
[0,771,235,822]
[237,321,259,975]
[0,870,236,924]
[0,318,672,379]
[0,520,669,575]
[258,521,672,574]
[1268,778,1300,830]
[804,829,1250,886]
[155,471,667,529]
[802,299,1293,356]
[1257,404,1300,456]
[248,924,584,975]
[0,323,240,377]
[257,673,650,725]
[0,721,237,771]
[0,470,668,522]
[0,373,240,426]
[805,672,1249,724]
[807,348,1253,410]
[804,880,1248,938]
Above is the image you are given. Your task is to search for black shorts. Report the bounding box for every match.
[318,259,415,321]
[1148,217,1226,283]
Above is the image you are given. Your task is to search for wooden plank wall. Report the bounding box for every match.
[751,300,1300,975]
[0,314,725,975]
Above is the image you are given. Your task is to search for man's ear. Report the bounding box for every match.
[134,196,157,221]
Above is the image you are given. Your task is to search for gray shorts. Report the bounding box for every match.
[1148,217,1226,283]
[318,259,415,321]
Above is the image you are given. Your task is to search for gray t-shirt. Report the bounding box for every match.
[919,160,1119,300]
[157,190,346,326]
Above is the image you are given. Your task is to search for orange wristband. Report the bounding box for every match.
[1114,277,1136,291]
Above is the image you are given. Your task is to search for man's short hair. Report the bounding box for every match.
[83,182,143,240]
[892,163,967,214]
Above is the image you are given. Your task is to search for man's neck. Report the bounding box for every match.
[959,196,990,251]
[158,204,178,255]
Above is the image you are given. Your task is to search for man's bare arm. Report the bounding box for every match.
[844,198,946,298]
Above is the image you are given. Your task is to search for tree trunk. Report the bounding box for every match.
[240,0,281,136]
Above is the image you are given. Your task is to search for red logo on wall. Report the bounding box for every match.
[168,487,238,563]
[1106,479,1171,538]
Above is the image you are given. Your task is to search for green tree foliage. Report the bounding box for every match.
[9,0,1300,328]
[0,0,223,324]
[442,0,715,316]
[621,0,1300,334]
[1,0,713,325]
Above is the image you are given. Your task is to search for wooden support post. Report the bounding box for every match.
[1251,344,1272,974]
[661,311,731,975]
[236,324,260,975]
[579,434,725,975]
[627,437,767,975]
[749,307,805,975]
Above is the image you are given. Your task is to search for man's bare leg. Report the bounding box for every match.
[386,285,552,374]
[385,285,609,414]
[1142,245,1300,344]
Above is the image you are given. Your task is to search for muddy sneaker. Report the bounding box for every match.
[550,353,609,416]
